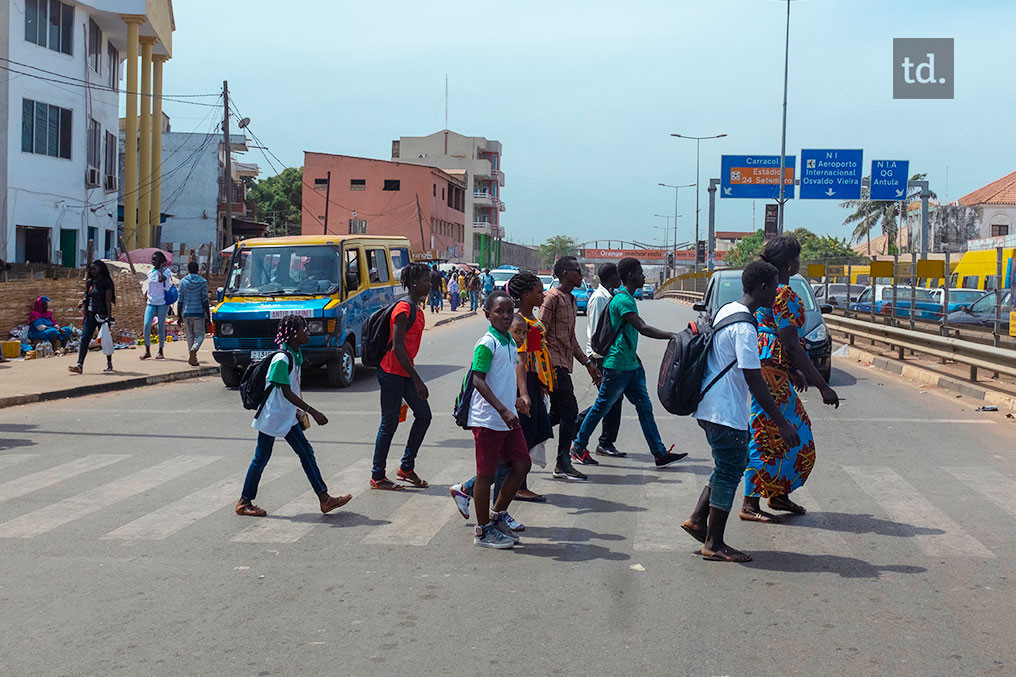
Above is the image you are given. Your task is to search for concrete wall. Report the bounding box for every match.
[301,152,466,256]
[497,241,539,270]
[154,132,219,250]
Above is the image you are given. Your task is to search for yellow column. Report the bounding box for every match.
[138,36,156,249]
[121,17,143,250]
[151,55,168,235]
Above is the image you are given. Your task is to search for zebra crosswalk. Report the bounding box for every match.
[0,451,1013,559]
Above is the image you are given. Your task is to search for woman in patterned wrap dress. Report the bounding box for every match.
[740,235,840,523]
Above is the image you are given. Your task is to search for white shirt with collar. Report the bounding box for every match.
[586,284,614,356]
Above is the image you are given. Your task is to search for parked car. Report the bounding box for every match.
[849,285,942,320]
[490,265,519,292]
[695,270,832,382]
[538,274,554,290]
[945,289,1012,331]
[550,278,590,314]
[929,288,986,315]
[814,283,861,308]
[642,284,655,300]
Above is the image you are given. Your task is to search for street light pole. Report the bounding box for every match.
[777,0,792,234]
[669,134,727,272]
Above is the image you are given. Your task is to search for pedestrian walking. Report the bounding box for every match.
[681,261,800,562]
[235,314,353,517]
[740,236,839,523]
[482,268,495,302]
[465,291,532,549]
[448,274,460,311]
[27,296,72,348]
[177,261,210,366]
[140,251,173,360]
[540,256,601,481]
[439,271,447,311]
[468,272,481,311]
[370,263,433,491]
[570,257,685,468]
[68,261,116,374]
[574,263,625,458]
[429,266,443,313]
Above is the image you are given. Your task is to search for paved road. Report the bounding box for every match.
[1,300,1014,676]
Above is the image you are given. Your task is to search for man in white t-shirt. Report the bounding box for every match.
[682,261,800,563]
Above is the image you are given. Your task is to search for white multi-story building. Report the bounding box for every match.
[392,130,504,265]
[0,0,173,266]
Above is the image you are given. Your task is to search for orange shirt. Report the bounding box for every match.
[380,300,425,377]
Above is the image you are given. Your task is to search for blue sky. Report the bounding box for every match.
[161,0,1015,248]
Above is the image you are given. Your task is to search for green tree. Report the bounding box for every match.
[539,235,579,268]
[724,228,864,267]
[839,173,936,255]
[247,166,303,236]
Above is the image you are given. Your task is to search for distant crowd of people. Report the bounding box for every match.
[234,234,840,562]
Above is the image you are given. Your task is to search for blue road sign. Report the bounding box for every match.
[720,155,796,199]
[800,149,863,199]
[870,160,910,201]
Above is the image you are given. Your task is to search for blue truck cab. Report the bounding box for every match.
[212,235,411,388]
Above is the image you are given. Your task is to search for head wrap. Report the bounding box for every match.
[29,296,53,323]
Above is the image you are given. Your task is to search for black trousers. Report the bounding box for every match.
[549,367,578,469]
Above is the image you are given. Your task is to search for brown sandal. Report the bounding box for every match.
[370,478,404,491]
[738,508,783,524]
[320,494,353,513]
[396,468,429,488]
[235,501,267,517]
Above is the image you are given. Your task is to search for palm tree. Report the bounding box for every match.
[539,235,579,268]
[839,173,936,255]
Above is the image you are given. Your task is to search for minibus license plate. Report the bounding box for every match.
[250,350,273,361]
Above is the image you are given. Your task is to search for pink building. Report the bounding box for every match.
[301,152,466,258]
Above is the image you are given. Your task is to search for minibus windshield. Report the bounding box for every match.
[226,245,341,296]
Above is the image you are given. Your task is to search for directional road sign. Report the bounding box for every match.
[720,155,796,199]
[800,149,863,199]
[870,160,910,201]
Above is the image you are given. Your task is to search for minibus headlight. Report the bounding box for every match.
[308,320,326,335]
[219,322,234,336]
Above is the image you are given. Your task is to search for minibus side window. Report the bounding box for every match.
[390,247,410,281]
[367,248,390,285]
[345,247,363,295]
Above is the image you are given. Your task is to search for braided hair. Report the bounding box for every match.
[506,270,541,302]
[400,262,431,290]
[275,314,308,348]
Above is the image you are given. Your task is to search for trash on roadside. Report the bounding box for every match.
[976,405,998,412]
[629,563,645,572]
[233,566,250,571]
[1006,413,1014,420]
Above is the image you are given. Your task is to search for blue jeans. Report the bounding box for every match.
[29,326,70,345]
[429,290,442,311]
[76,313,102,365]
[468,290,479,311]
[573,365,666,457]
[697,420,749,511]
[242,425,328,501]
[372,368,432,481]
[143,303,169,348]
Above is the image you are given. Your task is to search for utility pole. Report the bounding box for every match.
[777,0,792,234]
[415,194,426,254]
[323,170,331,234]
[222,80,233,249]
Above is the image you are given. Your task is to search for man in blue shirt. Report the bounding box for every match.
[177,261,210,366]
[482,269,495,301]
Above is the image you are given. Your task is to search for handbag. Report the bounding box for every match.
[98,320,114,356]
[164,281,179,305]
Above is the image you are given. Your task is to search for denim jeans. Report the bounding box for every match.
[77,312,100,365]
[576,398,622,448]
[697,420,749,511]
[429,290,442,311]
[242,425,328,501]
[548,367,579,470]
[573,365,666,457]
[372,368,433,481]
[143,303,169,348]
[468,289,479,311]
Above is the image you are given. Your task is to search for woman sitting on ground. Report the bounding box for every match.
[27,296,72,348]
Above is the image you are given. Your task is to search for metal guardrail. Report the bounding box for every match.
[657,289,704,304]
[824,314,1016,380]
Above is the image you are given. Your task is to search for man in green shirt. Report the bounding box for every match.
[570,257,687,468]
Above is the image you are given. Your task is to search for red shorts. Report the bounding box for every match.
[472,426,530,477]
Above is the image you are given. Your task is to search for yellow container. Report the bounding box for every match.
[1,340,22,358]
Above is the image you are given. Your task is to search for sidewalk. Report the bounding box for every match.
[0,339,217,409]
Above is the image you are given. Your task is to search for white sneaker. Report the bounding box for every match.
[449,484,471,519]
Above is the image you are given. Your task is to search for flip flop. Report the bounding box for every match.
[396,469,429,488]
[681,522,707,544]
[738,508,783,524]
[514,493,548,503]
[700,546,752,562]
[370,478,405,491]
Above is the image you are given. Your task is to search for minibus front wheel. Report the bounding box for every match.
[327,343,355,388]
[220,364,242,388]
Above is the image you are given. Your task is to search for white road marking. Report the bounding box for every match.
[102,459,299,540]
[232,458,372,544]
[761,487,854,557]
[0,454,129,504]
[633,473,700,552]
[0,454,37,471]
[0,456,217,538]
[944,467,1016,519]
[361,459,474,546]
[843,466,994,558]
[620,416,996,424]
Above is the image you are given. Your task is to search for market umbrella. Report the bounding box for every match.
[118,247,173,265]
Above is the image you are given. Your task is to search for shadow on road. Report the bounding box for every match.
[512,527,631,563]
[302,364,464,394]
[539,493,647,515]
[254,512,391,528]
[742,551,926,578]
[828,367,858,387]
[785,511,946,537]
[0,438,37,450]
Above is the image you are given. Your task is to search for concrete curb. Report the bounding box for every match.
[839,343,1016,413]
[433,310,478,328]
[0,365,220,409]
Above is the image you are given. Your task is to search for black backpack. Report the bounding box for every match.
[589,295,622,357]
[239,350,294,417]
[452,368,476,429]
[361,299,418,369]
[657,310,756,416]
